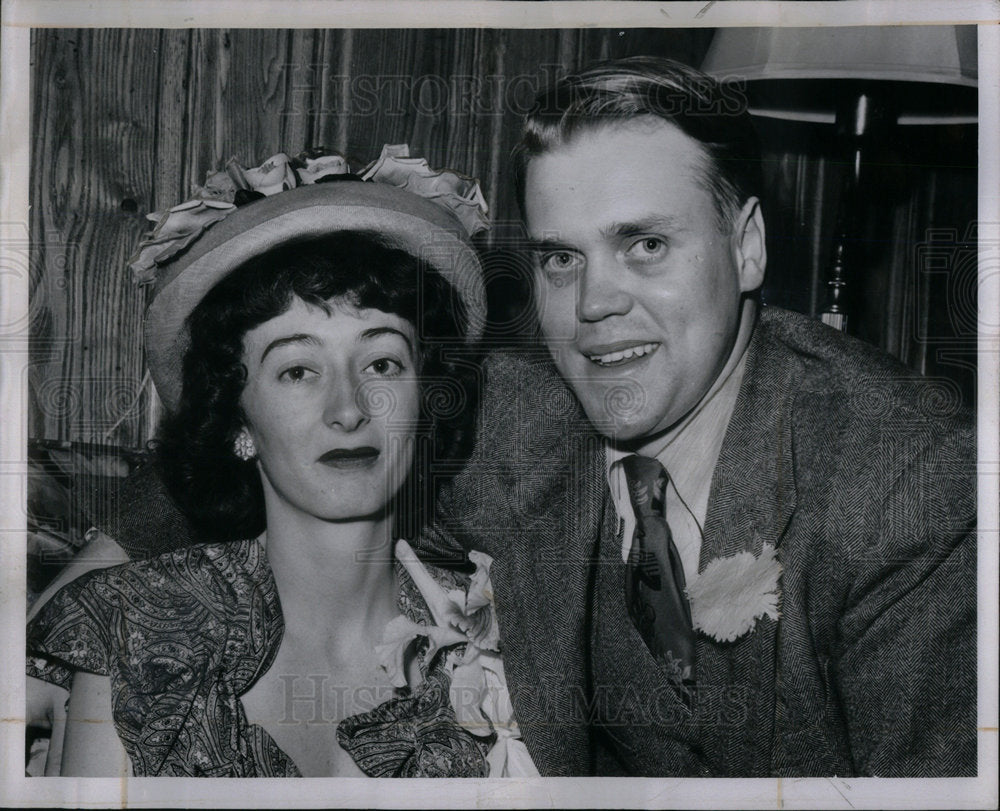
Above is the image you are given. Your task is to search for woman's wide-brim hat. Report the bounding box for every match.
[142,178,487,413]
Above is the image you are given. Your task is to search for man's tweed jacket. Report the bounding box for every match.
[425,306,976,777]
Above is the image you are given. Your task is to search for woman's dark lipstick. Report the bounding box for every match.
[317,446,380,469]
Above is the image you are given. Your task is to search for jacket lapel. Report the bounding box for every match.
[702,313,798,567]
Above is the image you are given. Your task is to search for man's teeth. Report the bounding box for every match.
[588,343,658,365]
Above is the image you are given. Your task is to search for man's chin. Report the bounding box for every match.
[579,403,664,443]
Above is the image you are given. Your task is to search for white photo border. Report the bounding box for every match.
[1,2,997,808]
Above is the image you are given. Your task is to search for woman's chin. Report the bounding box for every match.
[262,485,397,528]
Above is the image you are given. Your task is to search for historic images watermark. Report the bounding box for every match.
[278,64,750,120]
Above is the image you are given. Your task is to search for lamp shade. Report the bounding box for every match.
[701,26,978,125]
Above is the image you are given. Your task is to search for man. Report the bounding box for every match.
[429,56,976,777]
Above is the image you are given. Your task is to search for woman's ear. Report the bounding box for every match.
[732,196,767,294]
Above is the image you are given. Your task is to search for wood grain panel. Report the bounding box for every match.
[221,29,309,163]
[180,29,225,189]
[279,29,321,151]
[312,29,355,153]
[343,29,421,165]
[153,30,195,210]
[31,29,160,447]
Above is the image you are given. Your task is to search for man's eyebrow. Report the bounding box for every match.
[601,215,682,238]
[524,216,683,251]
[524,235,574,252]
[359,326,414,354]
[259,333,322,363]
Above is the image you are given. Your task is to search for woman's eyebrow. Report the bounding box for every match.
[359,326,414,354]
[259,333,322,363]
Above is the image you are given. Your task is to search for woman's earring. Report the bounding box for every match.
[233,429,257,461]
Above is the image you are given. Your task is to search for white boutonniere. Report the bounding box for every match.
[686,543,781,643]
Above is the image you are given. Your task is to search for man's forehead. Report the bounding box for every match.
[523,118,712,192]
[522,119,715,235]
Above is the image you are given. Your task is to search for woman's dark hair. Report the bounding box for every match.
[156,232,478,542]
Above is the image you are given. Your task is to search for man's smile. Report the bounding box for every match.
[584,341,659,367]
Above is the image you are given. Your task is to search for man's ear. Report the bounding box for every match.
[732,196,767,293]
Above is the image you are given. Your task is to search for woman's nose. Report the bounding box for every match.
[322,378,368,431]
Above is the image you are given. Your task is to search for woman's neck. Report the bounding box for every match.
[261,499,399,653]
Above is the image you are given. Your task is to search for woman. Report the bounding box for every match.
[26,149,535,777]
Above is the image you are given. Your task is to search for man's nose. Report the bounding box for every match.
[323,377,368,432]
[578,255,633,322]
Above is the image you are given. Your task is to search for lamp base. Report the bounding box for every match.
[820,312,848,331]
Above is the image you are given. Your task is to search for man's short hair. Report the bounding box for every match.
[513,56,763,229]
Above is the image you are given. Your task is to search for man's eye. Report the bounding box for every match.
[540,251,582,275]
[625,237,668,260]
[364,357,403,377]
[278,365,317,383]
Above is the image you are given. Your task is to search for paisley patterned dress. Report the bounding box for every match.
[26,538,505,777]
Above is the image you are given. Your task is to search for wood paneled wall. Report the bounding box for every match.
[28,27,976,448]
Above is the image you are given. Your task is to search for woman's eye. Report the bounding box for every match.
[625,237,668,261]
[278,365,317,383]
[364,357,403,377]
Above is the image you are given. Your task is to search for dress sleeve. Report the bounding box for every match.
[27,570,115,690]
